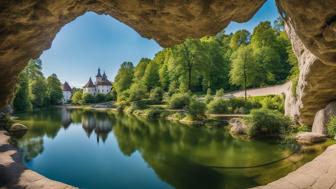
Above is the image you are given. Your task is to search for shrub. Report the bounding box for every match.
[117,90,130,103]
[82,93,95,104]
[71,91,83,105]
[128,83,148,102]
[145,108,162,120]
[204,94,214,104]
[215,88,224,98]
[169,93,191,109]
[207,98,228,114]
[226,98,261,114]
[130,100,149,110]
[106,91,116,101]
[95,93,106,103]
[204,88,213,104]
[327,116,336,138]
[245,108,292,138]
[149,87,164,103]
[260,95,284,112]
[186,100,206,120]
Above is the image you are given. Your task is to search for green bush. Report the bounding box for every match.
[226,98,261,114]
[169,93,191,109]
[327,116,336,138]
[117,90,130,103]
[82,93,95,104]
[95,93,106,103]
[245,108,292,138]
[106,91,116,101]
[149,87,164,104]
[260,95,284,112]
[207,98,228,114]
[204,94,214,104]
[130,100,149,110]
[128,83,148,102]
[145,108,162,120]
[215,88,224,98]
[186,100,206,120]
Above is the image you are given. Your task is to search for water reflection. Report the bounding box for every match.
[14,108,326,189]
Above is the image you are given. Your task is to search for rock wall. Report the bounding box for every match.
[0,0,265,108]
[279,0,336,125]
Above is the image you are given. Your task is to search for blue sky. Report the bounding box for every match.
[40,0,279,87]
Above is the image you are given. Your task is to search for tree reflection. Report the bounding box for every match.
[15,108,297,189]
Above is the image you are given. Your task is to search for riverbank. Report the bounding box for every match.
[252,144,336,189]
[0,131,76,189]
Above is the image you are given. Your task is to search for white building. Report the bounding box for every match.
[62,81,72,103]
[83,68,112,96]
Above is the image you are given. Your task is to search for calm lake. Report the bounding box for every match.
[13,108,326,189]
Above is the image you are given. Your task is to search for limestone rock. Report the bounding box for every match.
[229,118,248,135]
[312,109,328,135]
[0,1,266,108]
[9,123,28,137]
[296,132,327,145]
[284,21,336,125]
[311,101,336,135]
[277,0,336,65]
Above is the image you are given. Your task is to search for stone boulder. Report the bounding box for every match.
[296,132,327,145]
[312,101,336,135]
[9,123,28,137]
[229,118,248,135]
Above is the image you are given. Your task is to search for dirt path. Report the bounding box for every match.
[229,82,290,98]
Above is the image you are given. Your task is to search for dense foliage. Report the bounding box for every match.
[245,109,292,138]
[112,20,298,103]
[327,116,336,138]
[13,59,64,111]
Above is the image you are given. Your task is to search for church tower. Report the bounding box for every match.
[96,68,102,83]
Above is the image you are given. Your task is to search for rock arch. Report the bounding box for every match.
[1,0,336,125]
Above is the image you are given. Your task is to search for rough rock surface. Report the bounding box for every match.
[252,145,336,189]
[277,0,336,65]
[0,0,265,108]
[9,123,28,137]
[312,101,336,135]
[229,118,247,135]
[284,20,336,125]
[296,132,327,145]
[0,131,77,189]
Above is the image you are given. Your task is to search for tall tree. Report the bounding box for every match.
[142,60,160,91]
[114,62,134,95]
[12,71,32,111]
[134,58,150,80]
[29,78,48,108]
[171,38,206,91]
[47,73,63,105]
[230,45,259,99]
[230,30,250,50]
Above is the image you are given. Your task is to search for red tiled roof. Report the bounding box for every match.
[63,82,72,91]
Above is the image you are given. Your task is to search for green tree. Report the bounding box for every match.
[171,39,206,91]
[230,45,257,99]
[134,58,150,80]
[71,90,83,105]
[13,71,32,112]
[230,30,250,49]
[128,82,148,102]
[82,93,95,104]
[142,60,160,91]
[25,59,44,80]
[29,78,48,108]
[46,73,63,105]
[114,62,134,96]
